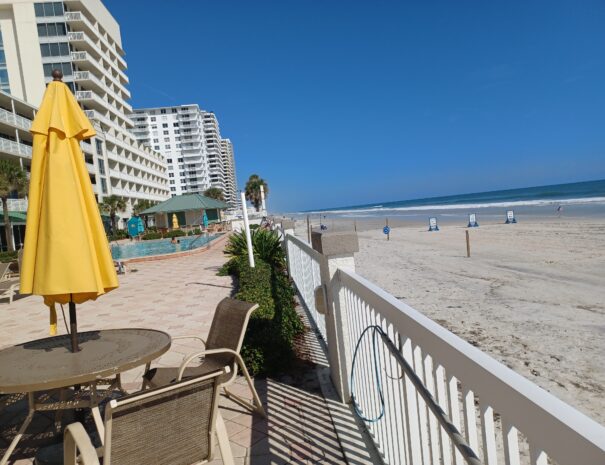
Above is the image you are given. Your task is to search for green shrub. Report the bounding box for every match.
[186,228,202,236]
[141,232,162,240]
[224,229,285,269]
[107,229,128,241]
[0,251,18,263]
[249,224,260,230]
[223,254,304,376]
[164,229,186,238]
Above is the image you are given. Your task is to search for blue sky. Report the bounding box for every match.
[105,0,605,212]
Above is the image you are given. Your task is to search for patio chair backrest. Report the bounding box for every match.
[103,370,224,465]
[0,262,10,281]
[206,298,258,358]
[17,248,23,272]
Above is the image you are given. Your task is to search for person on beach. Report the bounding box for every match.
[556,205,563,217]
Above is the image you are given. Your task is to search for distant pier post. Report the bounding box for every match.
[307,215,311,243]
[466,230,471,258]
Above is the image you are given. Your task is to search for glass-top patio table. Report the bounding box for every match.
[0,328,171,465]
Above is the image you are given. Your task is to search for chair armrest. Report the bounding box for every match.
[143,336,206,373]
[177,348,238,381]
[64,422,100,465]
[171,335,207,345]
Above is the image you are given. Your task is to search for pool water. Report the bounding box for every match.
[111,234,218,260]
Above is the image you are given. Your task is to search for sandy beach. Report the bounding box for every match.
[295,215,605,425]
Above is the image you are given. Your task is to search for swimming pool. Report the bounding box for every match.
[111,234,219,260]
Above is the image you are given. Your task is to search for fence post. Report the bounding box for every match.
[281,219,295,238]
[311,230,358,402]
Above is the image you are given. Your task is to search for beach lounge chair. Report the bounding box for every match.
[63,369,234,465]
[0,278,19,304]
[0,250,23,303]
[143,297,266,417]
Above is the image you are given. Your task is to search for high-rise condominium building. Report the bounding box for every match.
[132,105,238,208]
[0,0,170,223]
[220,138,237,207]
[131,104,208,198]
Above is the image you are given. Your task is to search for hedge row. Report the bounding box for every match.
[0,251,18,263]
[223,254,304,376]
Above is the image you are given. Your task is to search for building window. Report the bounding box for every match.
[97,159,105,175]
[40,42,70,58]
[167,158,172,163]
[153,138,159,143]
[168,173,174,178]
[160,109,166,114]
[163,131,169,135]
[170,187,176,192]
[173,122,179,127]
[100,177,108,194]
[162,123,168,128]
[166,145,171,149]
[43,62,72,77]
[154,145,159,150]
[0,28,10,93]
[95,139,104,156]
[34,2,64,17]
[150,117,156,121]
[178,158,183,163]
[37,22,67,37]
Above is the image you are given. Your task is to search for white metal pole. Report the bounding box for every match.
[240,192,255,268]
[260,185,267,214]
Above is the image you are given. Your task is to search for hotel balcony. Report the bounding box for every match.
[71,51,130,100]
[0,137,32,159]
[0,108,31,132]
[67,31,128,85]
[64,11,128,71]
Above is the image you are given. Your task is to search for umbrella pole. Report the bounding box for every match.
[68,297,79,352]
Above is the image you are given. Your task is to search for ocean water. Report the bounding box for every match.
[302,179,605,220]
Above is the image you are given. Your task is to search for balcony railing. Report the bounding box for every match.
[0,108,32,131]
[65,11,127,70]
[0,198,28,212]
[0,138,32,158]
[284,232,605,465]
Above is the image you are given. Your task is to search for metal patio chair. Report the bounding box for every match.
[0,249,23,303]
[143,297,266,417]
[63,368,234,465]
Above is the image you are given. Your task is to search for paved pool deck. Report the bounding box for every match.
[0,238,375,464]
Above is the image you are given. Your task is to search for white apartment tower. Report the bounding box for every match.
[220,138,237,206]
[132,105,239,208]
[0,0,170,222]
[131,104,209,197]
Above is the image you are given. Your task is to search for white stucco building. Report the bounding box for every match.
[131,105,239,208]
[0,0,170,223]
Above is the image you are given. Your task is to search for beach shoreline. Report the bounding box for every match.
[292,215,605,425]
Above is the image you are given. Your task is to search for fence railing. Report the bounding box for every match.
[285,234,327,341]
[284,231,605,465]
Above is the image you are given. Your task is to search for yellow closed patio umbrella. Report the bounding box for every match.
[20,71,118,352]
[172,213,179,229]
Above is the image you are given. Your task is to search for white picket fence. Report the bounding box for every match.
[285,232,605,465]
[285,234,327,341]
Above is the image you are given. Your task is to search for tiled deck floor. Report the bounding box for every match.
[0,238,359,464]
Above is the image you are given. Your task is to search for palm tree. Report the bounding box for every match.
[99,195,126,233]
[244,174,268,212]
[203,187,224,201]
[0,160,28,252]
[133,199,155,215]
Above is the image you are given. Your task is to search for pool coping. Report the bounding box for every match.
[114,233,229,264]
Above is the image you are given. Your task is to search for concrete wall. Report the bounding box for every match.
[0,1,45,105]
